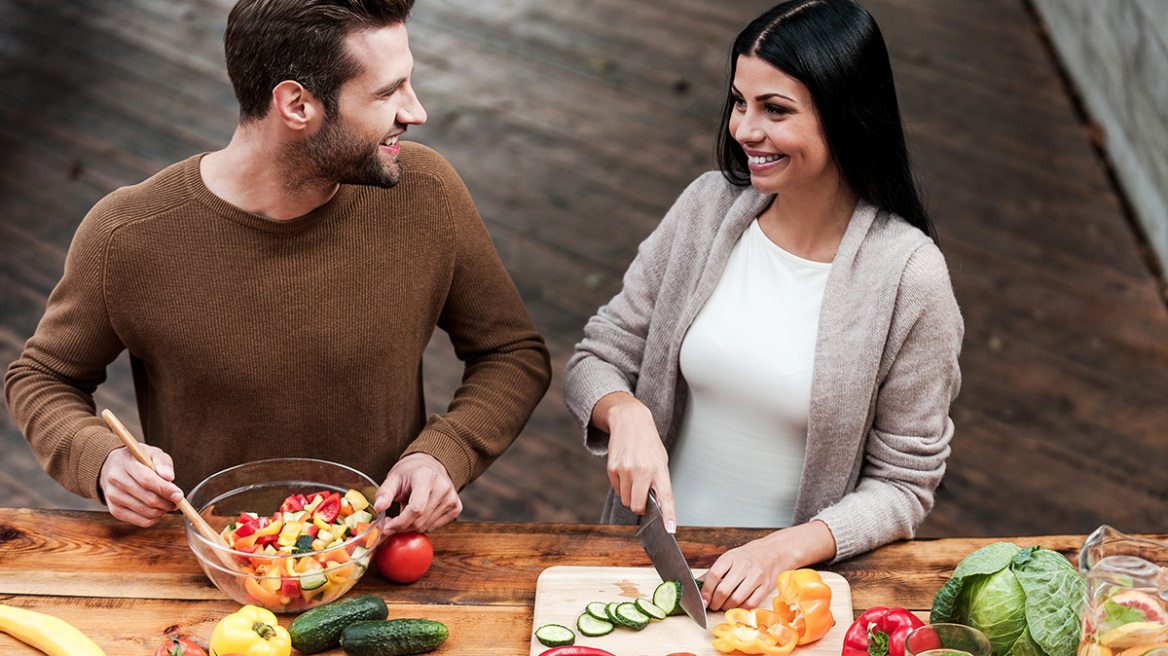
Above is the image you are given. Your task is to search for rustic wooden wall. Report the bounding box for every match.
[1,0,1165,539]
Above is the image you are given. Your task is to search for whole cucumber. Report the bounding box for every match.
[340,618,449,656]
[288,594,389,654]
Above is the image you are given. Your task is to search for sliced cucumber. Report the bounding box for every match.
[634,597,667,620]
[351,545,371,564]
[585,601,610,622]
[577,612,614,637]
[604,602,622,624]
[344,509,375,529]
[534,624,575,648]
[299,570,329,591]
[613,602,650,630]
[653,579,683,616]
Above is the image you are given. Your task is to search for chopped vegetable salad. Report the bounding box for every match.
[219,488,380,610]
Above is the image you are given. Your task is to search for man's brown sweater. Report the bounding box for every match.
[5,142,551,501]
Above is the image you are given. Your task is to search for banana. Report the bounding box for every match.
[0,604,107,656]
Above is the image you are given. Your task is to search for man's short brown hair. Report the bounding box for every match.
[225,0,415,121]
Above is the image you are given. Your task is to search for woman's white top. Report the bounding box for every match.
[669,218,831,528]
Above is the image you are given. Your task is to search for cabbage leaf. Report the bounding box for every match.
[931,543,1086,656]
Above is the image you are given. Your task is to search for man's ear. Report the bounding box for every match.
[271,80,322,131]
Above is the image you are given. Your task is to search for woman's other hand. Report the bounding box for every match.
[699,520,836,610]
[592,391,677,532]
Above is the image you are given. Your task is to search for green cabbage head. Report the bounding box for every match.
[931,543,1086,656]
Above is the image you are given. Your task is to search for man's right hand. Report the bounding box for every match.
[98,445,184,527]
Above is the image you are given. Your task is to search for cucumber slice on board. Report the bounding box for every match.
[652,579,683,615]
[634,597,667,620]
[613,602,650,630]
[534,623,575,647]
[585,601,611,622]
[577,612,615,637]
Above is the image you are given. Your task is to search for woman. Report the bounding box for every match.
[562,0,963,611]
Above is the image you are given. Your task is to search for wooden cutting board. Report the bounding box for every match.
[530,566,852,656]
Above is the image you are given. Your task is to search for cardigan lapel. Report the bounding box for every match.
[793,201,900,523]
[659,188,772,449]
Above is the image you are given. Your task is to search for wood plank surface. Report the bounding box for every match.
[2,508,1167,655]
[2,0,1167,540]
[528,566,852,656]
[0,594,532,656]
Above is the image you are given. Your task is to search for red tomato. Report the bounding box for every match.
[374,531,433,583]
[153,636,207,656]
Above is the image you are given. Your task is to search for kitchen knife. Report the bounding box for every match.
[635,491,708,629]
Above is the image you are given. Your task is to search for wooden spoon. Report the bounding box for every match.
[101,409,238,570]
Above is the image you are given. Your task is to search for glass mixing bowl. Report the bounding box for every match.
[184,458,384,613]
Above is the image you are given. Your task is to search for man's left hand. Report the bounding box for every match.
[374,453,462,534]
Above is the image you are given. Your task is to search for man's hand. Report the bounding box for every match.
[374,453,462,535]
[99,445,184,527]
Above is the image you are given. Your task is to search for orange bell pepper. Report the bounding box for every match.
[772,569,834,645]
[713,608,800,656]
[244,577,283,608]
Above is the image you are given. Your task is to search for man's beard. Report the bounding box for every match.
[286,116,402,190]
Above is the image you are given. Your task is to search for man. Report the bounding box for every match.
[4,0,551,533]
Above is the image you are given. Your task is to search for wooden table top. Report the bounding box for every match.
[1,508,1156,655]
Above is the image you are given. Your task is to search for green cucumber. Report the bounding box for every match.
[299,570,329,591]
[288,594,389,654]
[584,601,610,622]
[340,619,449,656]
[652,579,683,615]
[604,601,622,623]
[351,545,371,564]
[634,597,667,620]
[293,534,315,553]
[534,623,575,647]
[577,612,614,637]
[612,602,650,630]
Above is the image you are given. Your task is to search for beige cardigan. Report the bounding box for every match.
[563,172,964,562]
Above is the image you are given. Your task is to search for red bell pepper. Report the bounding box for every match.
[279,577,300,597]
[843,607,926,656]
[280,495,305,513]
[232,522,258,539]
[313,492,342,524]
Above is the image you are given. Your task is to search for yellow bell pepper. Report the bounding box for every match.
[713,608,800,655]
[209,605,291,656]
[772,569,834,645]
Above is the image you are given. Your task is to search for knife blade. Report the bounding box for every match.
[635,491,708,629]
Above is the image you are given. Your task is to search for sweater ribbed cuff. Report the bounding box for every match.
[563,362,634,455]
[74,424,123,503]
[403,419,474,491]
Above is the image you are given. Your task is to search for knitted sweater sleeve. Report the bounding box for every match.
[812,243,964,561]
[562,173,719,454]
[400,152,552,489]
[4,196,133,501]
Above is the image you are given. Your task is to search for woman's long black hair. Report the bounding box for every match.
[716,0,937,243]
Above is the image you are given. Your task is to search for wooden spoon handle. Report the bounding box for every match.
[100,409,227,549]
